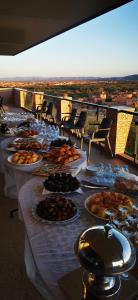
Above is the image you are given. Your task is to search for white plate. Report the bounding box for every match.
[7,153,43,166]
[6,147,17,152]
[18,134,39,139]
[85,192,133,221]
[32,206,79,225]
[86,165,98,176]
[42,186,82,195]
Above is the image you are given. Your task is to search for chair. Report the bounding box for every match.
[0,96,5,113]
[36,100,47,120]
[59,109,77,134]
[63,111,88,141]
[44,102,57,123]
[61,108,77,127]
[81,117,113,161]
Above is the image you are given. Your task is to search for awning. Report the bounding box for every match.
[0,0,132,55]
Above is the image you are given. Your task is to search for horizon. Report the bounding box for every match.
[0,1,138,77]
[0,73,138,80]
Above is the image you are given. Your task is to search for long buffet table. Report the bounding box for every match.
[0,116,138,300]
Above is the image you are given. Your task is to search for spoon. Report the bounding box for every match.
[81,180,109,190]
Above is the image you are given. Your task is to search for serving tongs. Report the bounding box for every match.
[81,180,109,190]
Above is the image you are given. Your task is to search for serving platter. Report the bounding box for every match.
[85,191,133,221]
[6,146,17,152]
[18,134,39,139]
[31,194,80,225]
[43,173,81,194]
[7,137,45,152]
[32,205,79,225]
[7,153,43,166]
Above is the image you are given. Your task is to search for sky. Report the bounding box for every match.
[0,0,138,78]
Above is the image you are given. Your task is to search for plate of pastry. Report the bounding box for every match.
[85,191,133,221]
[7,151,42,166]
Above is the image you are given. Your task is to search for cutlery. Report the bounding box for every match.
[81,180,109,190]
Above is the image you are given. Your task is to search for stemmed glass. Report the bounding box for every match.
[104,208,117,223]
[96,163,104,184]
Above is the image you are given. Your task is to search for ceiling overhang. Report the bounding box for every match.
[0,0,133,55]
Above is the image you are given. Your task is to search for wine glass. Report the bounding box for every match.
[104,208,117,223]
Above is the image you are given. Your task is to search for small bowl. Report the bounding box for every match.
[86,165,98,176]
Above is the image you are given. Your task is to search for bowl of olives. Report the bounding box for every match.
[43,173,80,193]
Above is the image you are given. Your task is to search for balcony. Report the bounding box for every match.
[1,87,137,165]
[0,87,138,300]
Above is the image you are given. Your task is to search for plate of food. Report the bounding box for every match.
[6,145,17,152]
[85,191,133,221]
[43,144,81,165]
[14,141,45,151]
[19,129,39,138]
[7,140,45,152]
[50,138,74,148]
[43,173,80,193]
[7,151,42,166]
[114,176,138,196]
[32,194,79,224]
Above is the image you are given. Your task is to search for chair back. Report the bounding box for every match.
[41,100,47,112]
[75,111,87,128]
[46,102,57,122]
[68,108,77,125]
[95,117,112,138]
[46,102,54,115]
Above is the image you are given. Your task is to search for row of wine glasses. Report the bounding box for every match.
[96,163,129,185]
[29,119,59,142]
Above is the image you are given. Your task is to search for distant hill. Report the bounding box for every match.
[119,74,138,81]
[0,74,138,81]
[104,74,138,81]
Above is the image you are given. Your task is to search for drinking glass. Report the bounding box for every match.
[96,163,104,184]
[118,206,129,220]
[114,165,122,175]
[104,208,117,223]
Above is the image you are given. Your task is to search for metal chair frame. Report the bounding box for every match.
[81,118,113,161]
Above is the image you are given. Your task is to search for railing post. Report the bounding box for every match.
[106,106,135,156]
[34,92,44,109]
[19,90,27,108]
[56,96,72,122]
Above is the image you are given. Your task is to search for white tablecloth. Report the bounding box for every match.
[0,136,87,199]
[1,112,34,126]
[18,177,103,300]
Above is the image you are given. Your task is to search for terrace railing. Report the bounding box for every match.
[1,87,138,164]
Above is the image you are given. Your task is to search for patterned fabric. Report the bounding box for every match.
[18,177,102,300]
